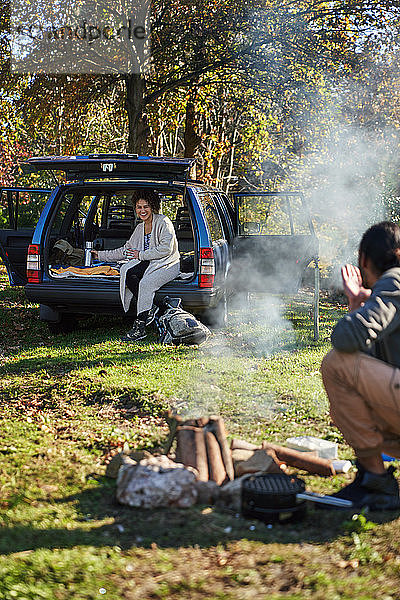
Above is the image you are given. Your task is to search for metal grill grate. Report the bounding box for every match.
[243,473,305,495]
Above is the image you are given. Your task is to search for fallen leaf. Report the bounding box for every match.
[39,484,59,494]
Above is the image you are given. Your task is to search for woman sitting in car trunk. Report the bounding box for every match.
[92,189,180,342]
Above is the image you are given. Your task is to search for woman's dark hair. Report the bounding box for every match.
[359,221,400,275]
[132,189,161,213]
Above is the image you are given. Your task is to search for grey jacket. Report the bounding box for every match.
[332,267,400,367]
[97,213,180,313]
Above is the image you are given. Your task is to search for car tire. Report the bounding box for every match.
[47,314,77,335]
[201,289,228,328]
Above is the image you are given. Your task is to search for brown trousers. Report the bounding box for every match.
[321,349,400,458]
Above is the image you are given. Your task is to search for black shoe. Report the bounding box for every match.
[328,461,366,504]
[146,305,159,326]
[323,464,400,511]
[122,320,147,342]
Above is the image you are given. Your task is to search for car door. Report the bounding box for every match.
[230,192,318,294]
[0,188,51,285]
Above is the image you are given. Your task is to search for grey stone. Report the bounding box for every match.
[194,480,220,504]
[105,450,151,478]
[217,474,254,512]
[116,455,198,508]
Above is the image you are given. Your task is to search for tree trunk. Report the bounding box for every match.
[184,85,202,183]
[184,99,202,159]
[125,73,150,154]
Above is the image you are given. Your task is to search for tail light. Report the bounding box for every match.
[27,244,42,283]
[199,247,215,288]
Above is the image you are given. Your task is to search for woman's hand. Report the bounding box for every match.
[341,264,372,311]
[91,250,99,260]
[125,248,140,260]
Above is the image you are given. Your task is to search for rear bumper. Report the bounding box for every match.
[25,279,221,316]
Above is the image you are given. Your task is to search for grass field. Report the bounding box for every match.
[1,267,400,599]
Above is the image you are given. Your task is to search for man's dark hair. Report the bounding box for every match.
[359,221,400,274]
[132,189,161,213]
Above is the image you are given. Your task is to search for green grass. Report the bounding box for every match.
[1,266,400,599]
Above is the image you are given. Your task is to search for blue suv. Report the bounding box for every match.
[0,154,318,331]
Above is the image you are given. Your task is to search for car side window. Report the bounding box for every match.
[199,193,224,242]
[159,193,184,222]
[237,195,291,235]
[50,192,76,236]
[50,192,95,244]
[219,193,235,227]
[289,195,312,234]
[214,193,234,241]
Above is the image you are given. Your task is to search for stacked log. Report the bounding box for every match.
[204,431,226,485]
[171,414,234,485]
[230,438,335,477]
[168,412,337,484]
[175,426,209,481]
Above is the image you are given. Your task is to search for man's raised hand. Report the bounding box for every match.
[341,264,372,311]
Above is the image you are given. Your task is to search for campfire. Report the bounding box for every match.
[109,413,352,521]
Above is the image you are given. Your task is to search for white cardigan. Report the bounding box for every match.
[98,213,180,313]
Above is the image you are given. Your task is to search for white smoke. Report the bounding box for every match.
[172,290,299,427]
[288,113,394,286]
[173,87,398,422]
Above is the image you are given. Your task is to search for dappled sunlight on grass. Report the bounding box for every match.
[5,276,400,598]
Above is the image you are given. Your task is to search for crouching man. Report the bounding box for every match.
[321,221,400,510]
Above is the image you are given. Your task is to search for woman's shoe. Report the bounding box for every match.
[122,320,147,342]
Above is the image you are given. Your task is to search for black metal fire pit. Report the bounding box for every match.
[242,473,352,524]
[242,473,307,523]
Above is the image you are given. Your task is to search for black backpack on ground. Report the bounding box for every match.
[156,297,210,345]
